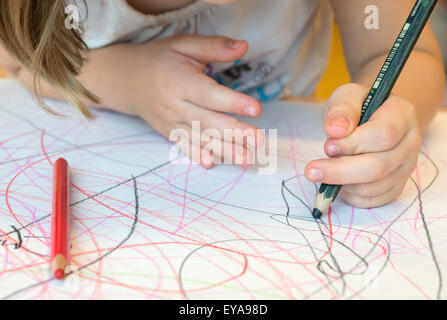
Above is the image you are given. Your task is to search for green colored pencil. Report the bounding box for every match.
[312,0,439,219]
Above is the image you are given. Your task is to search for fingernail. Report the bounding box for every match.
[228,40,242,49]
[308,168,324,181]
[245,106,257,117]
[326,145,340,157]
[329,115,350,129]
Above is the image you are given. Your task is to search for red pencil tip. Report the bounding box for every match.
[54,268,65,280]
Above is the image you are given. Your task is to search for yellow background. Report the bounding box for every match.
[313,24,351,99]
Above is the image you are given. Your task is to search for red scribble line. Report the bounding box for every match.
[187,251,248,293]
[326,206,334,255]
[413,165,423,230]
[6,164,333,300]
[71,241,290,265]
[144,188,306,298]
[71,175,336,298]
[74,249,248,295]
[369,237,431,299]
[70,182,198,297]
[5,156,52,248]
[40,129,53,166]
[0,130,36,146]
[73,216,105,298]
[388,257,431,299]
[175,159,193,234]
[2,129,356,299]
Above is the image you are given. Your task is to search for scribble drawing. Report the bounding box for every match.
[0,81,445,299]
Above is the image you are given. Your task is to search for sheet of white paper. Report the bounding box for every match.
[0,80,445,300]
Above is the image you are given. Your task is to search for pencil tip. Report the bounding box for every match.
[312,208,323,219]
[54,269,65,280]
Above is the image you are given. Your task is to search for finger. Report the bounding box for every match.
[181,100,265,147]
[340,180,407,208]
[306,153,391,185]
[306,126,420,185]
[174,136,215,169]
[183,74,262,118]
[323,83,368,139]
[140,114,245,168]
[342,155,417,198]
[166,120,215,168]
[205,142,254,167]
[324,95,415,157]
[191,124,255,167]
[170,34,248,64]
[171,122,254,167]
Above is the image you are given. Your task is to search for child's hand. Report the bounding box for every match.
[305,83,423,208]
[122,34,263,168]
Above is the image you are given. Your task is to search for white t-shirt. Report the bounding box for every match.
[79,0,334,100]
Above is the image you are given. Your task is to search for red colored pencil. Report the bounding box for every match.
[50,158,70,280]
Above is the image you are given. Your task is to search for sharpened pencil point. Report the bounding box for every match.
[312,208,323,219]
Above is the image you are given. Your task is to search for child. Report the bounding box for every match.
[0,0,445,208]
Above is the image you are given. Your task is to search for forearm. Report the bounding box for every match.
[14,43,139,115]
[352,50,446,131]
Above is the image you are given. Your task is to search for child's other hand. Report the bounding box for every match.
[124,34,263,168]
[305,83,423,208]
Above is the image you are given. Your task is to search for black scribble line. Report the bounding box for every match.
[69,175,140,274]
[24,236,50,239]
[20,247,49,258]
[280,179,340,295]
[0,106,441,302]
[281,177,314,213]
[72,160,171,206]
[307,184,416,299]
[0,158,171,271]
[413,177,443,300]
[303,152,440,300]
[1,278,53,300]
[149,171,286,216]
[9,150,439,300]
[284,177,351,296]
[418,151,442,300]
[163,170,385,299]
[135,149,425,301]
[2,214,51,237]
[2,175,140,300]
[178,238,328,300]
[1,160,172,238]
[315,221,346,297]
[0,103,159,169]
[10,226,22,249]
[280,178,367,298]
[265,151,439,299]
[0,225,24,249]
[344,152,442,300]
[343,180,424,299]
[272,212,370,276]
[0,132,153,166]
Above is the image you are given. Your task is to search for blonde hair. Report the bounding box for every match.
[0,0,98,118]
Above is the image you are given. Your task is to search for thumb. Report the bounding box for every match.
[170,34,248,63]
[323,83,369,139]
